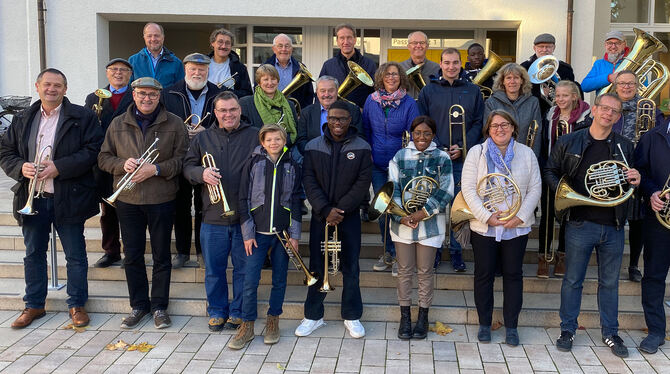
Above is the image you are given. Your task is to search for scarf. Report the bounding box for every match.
[371,88,406,109]
[134,105,160,135]
[614,94,640,140]
[550,100,590,145]
[253,86,297,142]
[485,137,515,174]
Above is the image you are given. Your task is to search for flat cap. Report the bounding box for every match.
[534,33,556,45]
[106,58,132,70]
[605,30,625,41]
[183,53,211,65]
[131,77,163,90]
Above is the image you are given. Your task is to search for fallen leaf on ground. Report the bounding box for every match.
[491,321,503,331]
[127,342,155,352]
[577,325,586,330]
[276,363,286,370]
[429,321,453,336]
[105,340,129,351]
[63,323,87,333]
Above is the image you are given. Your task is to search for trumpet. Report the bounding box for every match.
[201,152,234,217]
[17,135,53,215]
[556,119,571,139]
[449,104,467,159]
[216,72,238,89]
[103,137,160,207]
[634,98,656,144]
[657,174,670,229]
[319,224,341,293]
[273,228,318,286]
[93,88,112,119]
[526,120,539,148]
[184,112,211,132]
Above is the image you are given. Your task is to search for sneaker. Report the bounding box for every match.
[639,334,666,354]
[120,309,149,329]
[264,315,280,344]
[228,321,255,350]
[172,254,189,269]
[344,319,365,338]
[224,317,242,330]
[556,330,574,352]
[208,317,226,332]
[373,253,392,271]
[153,310,172,329]
[450,252,466,272]
[478,325,491,342]
[603,335,629,358]
[295,318,325,337]
[628,266,642,282]
[391,261,398,277]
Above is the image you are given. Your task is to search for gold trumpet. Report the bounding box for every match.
[406,63,426,91]
[93,88,112,119]
[449,104,467,159]
[472,51,504,100]
[216,72,239,89]
[634,98,656,144]
[319,224,341,293]
[656,174,670,229]
[201,152,234,217]
[184,112,211,132]
[338,61,373,103]
[17,135,53,215]
[273,228,318,286]
[103,138,160,207]
[556,119,571,139]
[526,120,539,148]
[282,61,314,116]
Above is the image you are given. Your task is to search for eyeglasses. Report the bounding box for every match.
[412,131,433,138]
[327,115,351,123]
[605,41,624,47]
[107,67,131,73]
[489,122,511,130]
[616,81,636,87]
[214,107,240,114]
[596,104,622,114]
[384,72,400,78]
[409,41,427,46]
[275,44,292,50]
[135,91,159,100]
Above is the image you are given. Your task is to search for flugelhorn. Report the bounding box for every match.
[319,224,341,293]
[406,63,426,91]
[273,228,318,286]
[528,55,560,105]
[634,98,656,144]
[656,174,670,229]
[282,61,314,116]
[201,152,234,217]
[18,135,53,215]
[184,112,211,132]
[526,120,539,149]
[103,138,160,207]
[338,61,373,102]
[449,104,467,159]
[93,88,112,119]
[216,72,238,89]
[472,51,504,100]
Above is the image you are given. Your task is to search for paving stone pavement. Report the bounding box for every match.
[0,312,667,373]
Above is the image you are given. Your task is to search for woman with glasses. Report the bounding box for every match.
[388,115,453,340]
[461,110,542,346]
[363,61,420,276]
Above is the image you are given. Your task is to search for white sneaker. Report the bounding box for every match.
[344,319,366,338]
[294,318,325,336]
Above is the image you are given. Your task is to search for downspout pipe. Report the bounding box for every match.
[566,0,574,64]
[37,0,47,70]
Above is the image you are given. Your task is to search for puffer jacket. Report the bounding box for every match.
[483,90,543,157]
[239,146,302,241]
[580,48,630,93]
[128,47,185,88]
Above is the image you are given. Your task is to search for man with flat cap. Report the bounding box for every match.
[85,58,135,268]
[98,77,188,330]
[582,30,630,94]
[163,52,222,269]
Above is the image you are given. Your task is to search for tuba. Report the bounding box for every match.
[449,104,468,159]
[319,224,341,293]
[103,138,160,207]
[282,61,314,116]
[472,51,505,100]
[184,112,211,132]
[201,152,234,217]
[603,28,669,100]
[634,98,656,144]
[273,228,318,286]
[656,175,670,230]
[406,63,426,91]
[93,88,112,119]
[338,61,374,102]
[528,55,560,105]
[526,120,539,149]
[17,135,53,215]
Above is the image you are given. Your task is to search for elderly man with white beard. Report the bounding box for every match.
[582,30,630,94]
[163,53,223,269]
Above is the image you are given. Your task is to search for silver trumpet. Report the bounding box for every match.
[184,112,211,132]
[18,135,53,215]
[201,152,234,217]
[319,224,341,293]
[273,228,318,286]
[103,137,160,207]
[216,72,238,89]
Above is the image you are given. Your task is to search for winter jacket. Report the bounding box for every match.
[635,122,670,213]
[362,93,420,169]
[543,127,635,227]
[98,104,188,205]
[417,76,485,159]
[264,54,315,110]
[128,47,185,88]
[207,50,253,99]
[182,121,259,225]
[0,98,103,225]
[303,127,373,222]
[239,146,302,241]
[463,60,494,89]
[295,101,363,155]
[162,80,221,129]
[319,48,377,108]
[399,58,441,99]
[543,103,592,166]
[239,94,298,145]
[580,48,630,93]
[483,90,543,157]
[520,54,579,115]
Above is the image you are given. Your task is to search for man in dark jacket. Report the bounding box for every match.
[264,33,314,110]
[183,91,259,331]
[84,58,134,268]
[319,23,377,109]
[163,52,222,269]
[0,68,103,329]
[128,23,184,88]
[544,93,640,358]
[417,47,484,272]
[463,43,494,90]
[208,28,253,98]
[294,100,372,339]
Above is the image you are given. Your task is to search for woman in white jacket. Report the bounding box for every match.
[461,109,542,346]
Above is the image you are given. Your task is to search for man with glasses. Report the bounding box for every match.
[85,58,134,268]
[399,31,440,99]
[183,91,258,331]
[582,31,630,94]
[264,33,314,110]
[207,28,253,98]
[544,93,641,358]
[98,77,188,330]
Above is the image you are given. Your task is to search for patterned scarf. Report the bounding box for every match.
[253,86,297,142]
[371,88,407,110]
[485,137,515,174]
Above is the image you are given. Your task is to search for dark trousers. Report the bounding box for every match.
[100,202,121,256]
[641,214,670,337]
[174,176,202,256]
[538,182,565,255]
[304,212,362,320]
[117,200,175,312]
[628,219,643,268]
[471,231,528,328]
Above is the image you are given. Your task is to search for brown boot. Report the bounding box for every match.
[228,321,255,350]
[69,307,90,327]
[554,253,566,277]
[11,308,46,329]
[537,255,549,278]
[264,315,280,344]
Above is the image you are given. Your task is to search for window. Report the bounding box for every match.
[387,29,476,64]
[654,0,670,22]
[611,0,650,23]
[486,30,517,62]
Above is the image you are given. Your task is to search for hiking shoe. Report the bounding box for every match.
[295,318,325,336]
[153,310,172,329]
[373,253,393,271]
[264,315,280,344]
[556,330,574,352]
[208,317,226,332]
[120,309,149,329]
[603,335,629,358]
[224,317,242,330]
[228,321,255,350]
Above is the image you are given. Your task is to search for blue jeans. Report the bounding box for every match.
[372,165,395,257]
[200,223,246,319]
[560,220,624,336]
[241,233,289,321]
[22,197,88,308]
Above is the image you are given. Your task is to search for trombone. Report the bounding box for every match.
[103,137,160,207]
[18,135,53,215]
[201,152,234,217]
[273,228,318,286]
[216,72,238,89]
[634,98,656,144]
[319,224,341,293]
[93,88,112,119]
[184,112,211,132]
[526,120,539,149]
[448,104,467,159]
